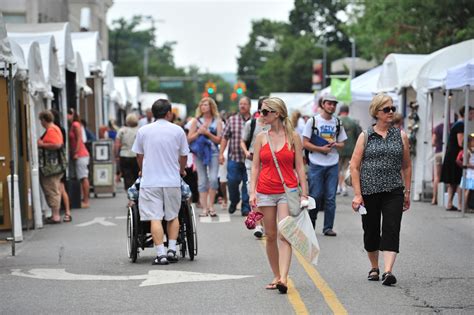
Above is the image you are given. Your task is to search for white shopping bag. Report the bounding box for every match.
[278,210,320,265]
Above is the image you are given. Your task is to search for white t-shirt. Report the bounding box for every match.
[303,114,347,166]
[132,119,190,188]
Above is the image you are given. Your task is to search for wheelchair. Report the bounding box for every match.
[126,181,198,263]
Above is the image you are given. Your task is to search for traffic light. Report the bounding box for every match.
[233,81,246,95]
[204,81,216,95]
[230,92,238,101]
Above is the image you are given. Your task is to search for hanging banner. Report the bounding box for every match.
[330,78,351,103]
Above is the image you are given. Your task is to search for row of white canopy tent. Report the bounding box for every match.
[0,14,137,231]
[317,39,473,207]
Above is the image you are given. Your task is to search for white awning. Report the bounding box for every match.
[9,35,62,88]
[121,76,142,109]
[140,92,168,111]
[377,54,427,92]
[445,59,474,90]
[7,22,76,74]
[71,32,102,77]
[75,52,92,95]
[0,13,14,65]
[113,77,130,109]
[269,92,316,117]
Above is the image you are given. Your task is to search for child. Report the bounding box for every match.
[457,134,474,212]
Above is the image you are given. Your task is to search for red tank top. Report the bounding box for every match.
[256,142,298,194]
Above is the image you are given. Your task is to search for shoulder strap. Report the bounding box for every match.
[265,131,287,187]
[335,117,341,138]
[311,116,318,135]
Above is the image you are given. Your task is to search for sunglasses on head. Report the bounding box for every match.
[379,106,397,114]
[259,109,276,116]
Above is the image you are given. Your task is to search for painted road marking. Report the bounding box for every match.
[75,217,116,227]
[115,216,127,220]
[11,269,253,287]
[293,251,348,315]
[259,239,308,314]
[199,213,230,223]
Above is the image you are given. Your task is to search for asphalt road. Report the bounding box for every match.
[0,189,473,314]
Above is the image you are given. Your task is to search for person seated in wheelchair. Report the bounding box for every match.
[131,99,189,265]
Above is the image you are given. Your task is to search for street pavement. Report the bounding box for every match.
[0,188,473,314]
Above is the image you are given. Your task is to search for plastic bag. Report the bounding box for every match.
[278,210,320,265]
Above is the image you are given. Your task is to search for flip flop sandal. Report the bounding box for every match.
[199,211,209,217]
[446,206,459,211]
[209,209,218,217]
[265,282,278,290]
[63,215,72,222]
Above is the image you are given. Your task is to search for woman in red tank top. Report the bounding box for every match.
[249,97,308,294]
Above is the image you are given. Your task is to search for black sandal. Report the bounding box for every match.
[367,268,380,281]
[381,272,397,286]
[152,255,169,265]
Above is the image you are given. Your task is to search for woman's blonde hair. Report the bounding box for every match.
[195,97,219,118]
[369,94,393,119]
[290,110,301,129]
[125,113,139,127]
[263,97,295,150]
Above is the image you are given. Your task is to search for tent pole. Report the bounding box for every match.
[461,85,470,216]
[7,64,16,255]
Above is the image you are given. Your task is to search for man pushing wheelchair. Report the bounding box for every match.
[132,99,189,265]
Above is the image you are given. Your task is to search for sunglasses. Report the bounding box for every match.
[379,106,397,114]
[259,109,276,116]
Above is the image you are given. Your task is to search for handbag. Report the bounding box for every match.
[265,132,302,217]
[244,211,264,230]
[39,146,67,177]
[345,130,368,187]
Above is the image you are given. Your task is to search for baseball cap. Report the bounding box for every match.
[322,94,338,104]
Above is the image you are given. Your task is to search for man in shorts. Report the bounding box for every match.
[132,99,189,265]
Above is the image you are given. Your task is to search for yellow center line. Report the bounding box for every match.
[293,250,348,315]
[259,239,309,315]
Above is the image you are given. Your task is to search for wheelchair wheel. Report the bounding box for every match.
[127,205,139,262]
[184,203,197,260]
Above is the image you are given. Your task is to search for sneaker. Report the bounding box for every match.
[228,203,237,214]
[253,225,264,238]
[324,229,337,236]
[167,249,178,263]
[152,255,169,265]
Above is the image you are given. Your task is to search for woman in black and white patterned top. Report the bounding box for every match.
[349,94,412,286]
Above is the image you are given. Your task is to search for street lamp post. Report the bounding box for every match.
[315,41,327,88]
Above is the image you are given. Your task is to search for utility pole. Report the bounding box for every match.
[143,47,149,92]
[350,37,356,79]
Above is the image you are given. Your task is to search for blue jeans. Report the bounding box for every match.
[308,163,338,233]
[195,153,219,192]
[227,159,250,213]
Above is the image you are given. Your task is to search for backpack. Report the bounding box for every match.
[304,115,341,162]
[244,118,257,150]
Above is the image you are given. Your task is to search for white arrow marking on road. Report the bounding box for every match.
[115,216,127,220]
[11,269,253,287]
[200,213,231,223]
[75,217,117,227]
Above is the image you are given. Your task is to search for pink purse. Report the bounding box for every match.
[244,211,264,229]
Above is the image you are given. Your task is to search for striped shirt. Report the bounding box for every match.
[223,113,250,162]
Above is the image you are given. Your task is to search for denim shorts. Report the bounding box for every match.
[256,192,287,207]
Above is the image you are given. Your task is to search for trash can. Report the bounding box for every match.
[91,140,116,197]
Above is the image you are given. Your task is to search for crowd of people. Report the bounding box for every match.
[38,92,471,294]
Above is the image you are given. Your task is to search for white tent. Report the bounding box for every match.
[7,22,75,74]
[269,92,316,117]
[377,54,428,93]
[140,92,169,111]
[114,77,131,109]
[121,76,142,109]
[102,60,122,123]
[75,52,92,95]
[71,32,101,76]
[406,39,474,201]
[0,13,14,66]
[9,35,62,89]
[445,59,474,90]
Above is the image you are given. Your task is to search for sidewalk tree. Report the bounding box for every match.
[347,0,474,62]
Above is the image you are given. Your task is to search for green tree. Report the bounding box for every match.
[237,20,289,98]
[347,0,474,62]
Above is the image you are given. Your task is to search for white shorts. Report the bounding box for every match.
[76,156,90,179]
[138,187,181,221]
[256,192,288,207]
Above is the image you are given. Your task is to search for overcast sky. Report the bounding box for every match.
[107,0,294,73]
